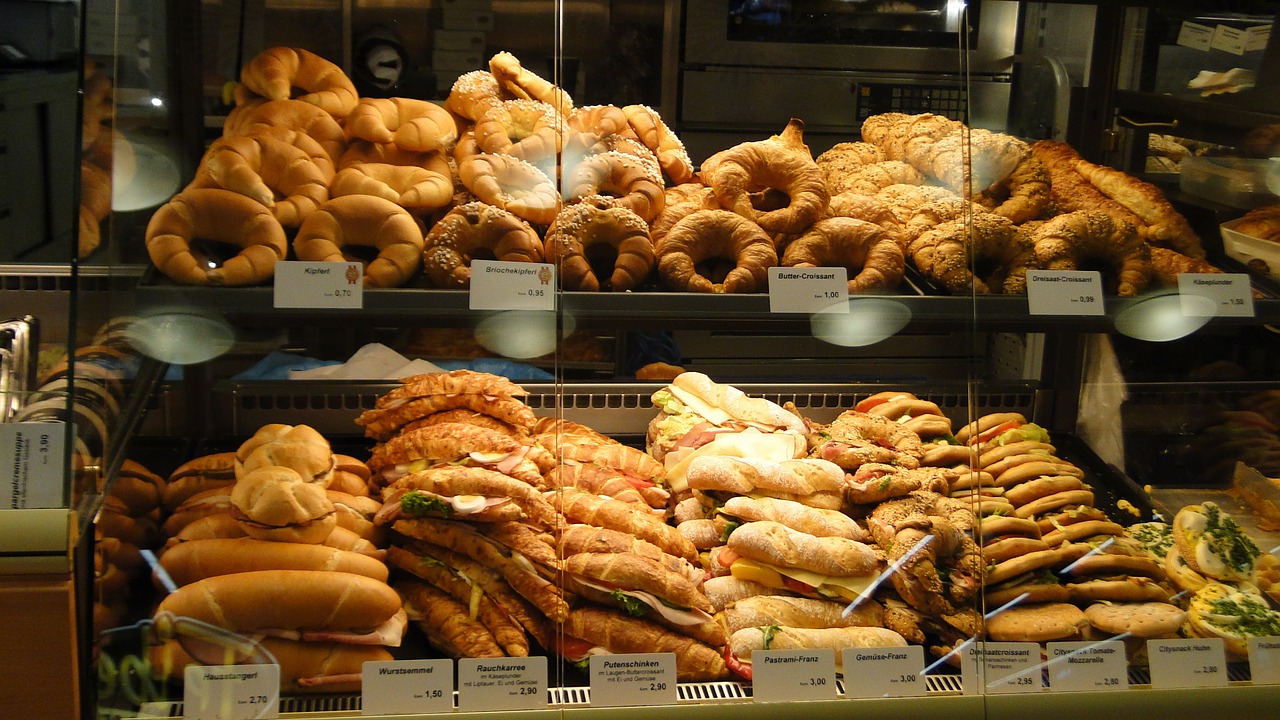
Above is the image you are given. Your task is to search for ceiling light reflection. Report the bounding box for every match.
[125,307,235,365]
[1113,291,1216,342]
[474,310,576,359]
[810,297,912,347]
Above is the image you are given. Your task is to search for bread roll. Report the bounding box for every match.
[158,537,388,586]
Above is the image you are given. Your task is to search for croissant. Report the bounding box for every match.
[905,128,1029,194]
[908,212,1036,294]
[781,217,905,294]
[145,188,287,286]
[699,118,830,235]
[1029,140,1146,229]
[826,160,924,196]
[874,183,957,226]
[1149,246,1227,288]
[986,155,1051,224]
[1074,159,1205,258]
[658,209,777,293]
[862,113,961,161]
[1031,210,1152,297]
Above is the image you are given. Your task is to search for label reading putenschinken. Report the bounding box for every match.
[588,653,677,708]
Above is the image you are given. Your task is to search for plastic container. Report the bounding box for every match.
[1221,217,1280,279]
[1181,156,1278,208]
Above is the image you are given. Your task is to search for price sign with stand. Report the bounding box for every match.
[751,648,837,703]
[1026,270,1104,316]
[961,641,1042,695]
[182,664,279,720]
[842,645,927,698]
[469,260,556,311]
[588,653,677,708]
[1178,273,1255,317]
[1147,638,1228,689]
[1,422,66,508]
[273,261,363,309]
[457,657,547,712]
[1046,641,1128,692]
[767,267,849,314]
[361,659,453,715]
[1248,637,1280,685]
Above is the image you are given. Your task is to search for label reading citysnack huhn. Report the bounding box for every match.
[273,261,363,309]
[1,422,66,508]
[752,648,837,703]
[962,641,1042,695]
[767,267,849,314]
[1248,637,1280,685]
[1026,270,1105,316]
[457,657,547,712]
[588,653,677,707]
[842,645,926,698]
[1046,641,1128,692]
[469,260,556,311]
[361,659,453,715]
[1178,273,1255,317]
[1147,638,1228,688]
[182,664,279,720]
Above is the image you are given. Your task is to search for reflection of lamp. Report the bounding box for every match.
[111,133,182,212]
[810,297,912,347]
[124,307,235,365]
[1113,291,1215,342]
[474,310,576,359]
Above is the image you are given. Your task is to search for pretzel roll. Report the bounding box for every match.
[621,104,694,185]
[700,119,829,235]
[421,201,543,288]
[145,188,287,286]
[545,195,655,291]
[781,217,905,294]
[330,149,453,212]
[474,99,565,162]
[1032,210,1152,297]
[445,70,505,122]
[239,47,357,118]
[658,209,776,293]
[488,51,573,114]
[294,195,424,288]
[190,135,328,227]
[564,150,665,223]
[459,153,561,226]
[224,99,346,166]
[344,97,458,154]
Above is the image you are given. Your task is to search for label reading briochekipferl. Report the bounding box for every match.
[1026,270,1105,316]
[457,657,547,712]
[752,648,837,703]
[767,267,849,314]
[273,261,363,309]
[360,659,453,715]
[182,664,279,720]
[469,260,555,310]
[588,653,676,707]
[841,645,926,698]
[1046,641,1128,692]
[1147,638,1228,688]
[962,641,1042,695]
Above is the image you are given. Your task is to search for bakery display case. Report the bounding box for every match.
[27,0,1280,719]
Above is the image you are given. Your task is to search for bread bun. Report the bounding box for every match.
[986,602,1089,642]
[230,466,337,543]
[237,423,335,486]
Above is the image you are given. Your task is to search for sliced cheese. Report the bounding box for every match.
[667,384,735,426]
[665,428,807,494]
[729,557,880,603]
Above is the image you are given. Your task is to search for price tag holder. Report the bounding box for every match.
[1248,637,1280,685]
[1147,638,1228,688]
[182,664,279,720]
[457,657,547,712]
[361,659,453,715]
[1178,273,1255,317]
[1,422,67,508]
[961,641,1041,695]
[273,261,363,309]
[842,645,926,698]
[751,648,837,703]
[1046,640,1128,692]
[588,653,676,708]
[1026,270,1105,316]
[469,260,556,311]
[767,267,849,314]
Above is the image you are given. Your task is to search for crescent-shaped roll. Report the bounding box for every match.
[293,195,424,288]
[145,188,287,286]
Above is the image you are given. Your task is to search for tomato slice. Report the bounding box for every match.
[854,397,891,413]
[973,420,1022,445]
[715,546,741,569]
[555,636,597,663]
[782,576,816,595]
[724,645,753,681]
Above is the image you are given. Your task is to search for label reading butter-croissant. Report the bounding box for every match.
[767,267,848,314]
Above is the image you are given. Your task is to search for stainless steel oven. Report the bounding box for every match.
[666,0,1021,162]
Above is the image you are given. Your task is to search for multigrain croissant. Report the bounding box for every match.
[908,212,1036,294]
[699,118,830,234]
[1032,210,1152,297]
[905,128,1029,194]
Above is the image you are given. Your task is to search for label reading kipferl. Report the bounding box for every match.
[588,653,677,707]
[273,261,363,309]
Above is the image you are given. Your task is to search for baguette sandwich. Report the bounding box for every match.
[377,465,557,529]
[714,520,883,603]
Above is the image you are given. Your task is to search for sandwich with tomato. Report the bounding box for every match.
[955,412,1052,450]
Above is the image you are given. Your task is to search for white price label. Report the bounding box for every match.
[469,260,555,310]
[588,653,676,707]
[1147,638,1228,688]
[767,267,849,314]
[962,642,1042,695]
[1046,641,1128,692]
[842,645,926,698]
[457,657,547,712]
[751,649,837,703]
[1177,21,1215,50]
[273,261,363,309]
[1211,24,1250,55]
[182,664,279,720]
[1,422,66,508]
[1026,270,1105,316]
[1248,637,1280,685]
[1178,273,1254,317]
[361,659,452,715]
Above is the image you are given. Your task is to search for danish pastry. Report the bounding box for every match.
[238,47,358,119]
[293,195,424,288]
[658,209,776,293]
[421,201,543,288]
[544,195,655,291]
[1031,210,1152,297]
[145,188,288,286]
[782,217,905,294]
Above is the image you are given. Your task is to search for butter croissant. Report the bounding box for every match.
[1073,158,1205,258]
[781,217,905,294]
[658,209,776,293]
